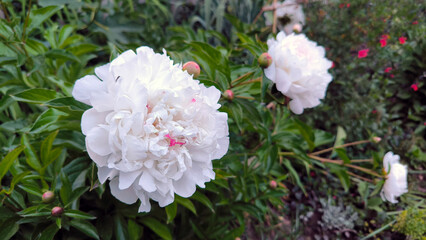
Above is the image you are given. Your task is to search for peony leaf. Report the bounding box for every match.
[140,217,172,240]
[27,6,62,34]
[69,220,100,240]
[40,130,59,166]
[191,191,215,213]
[165,201,177,224]
[127,219,142,240]
[12,88,61,104]
[0,219,19,240]
[175,195,197,215]
[0,146,25,184]
[64,209,96,220]
[21,135,42,172]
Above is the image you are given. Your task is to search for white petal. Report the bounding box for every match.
[86,138,108,167]
[289,98,304,114]
[119,170,141,190]
[86,127,112,156]
[173,174,196,198]
[109,178,138,204]
[81,108,108,135]
[139,171,157,193]
[212,137,229,159]
[98,166,118,184]
[72,75,105,105]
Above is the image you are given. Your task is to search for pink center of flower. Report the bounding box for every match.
[191,98,196,103]
[165,134,185,147]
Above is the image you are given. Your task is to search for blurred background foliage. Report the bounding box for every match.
[0,0,424,239]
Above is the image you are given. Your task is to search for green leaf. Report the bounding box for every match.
[28,6,63,34]
[335,148,351,164]
[191,191,214,213]
[60,171,72,205]
[18,184,43,197]
[30,109,68,134]
[140,217,172,240]
[282,159,306,195]
[12,88,61,104]
[293,119,315,151]
[175,195,197,215]
[40,130,59,166]
[165,202,177,224]
[128,219,142,240]
[21,135,42,171]
[65,186,89,207]
[45,49,80,63]
[69,219,100,240]
[0,219,19,240]
[64,209,96,220]
[0,146,25,183]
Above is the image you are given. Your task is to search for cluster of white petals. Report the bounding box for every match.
[72,46,229,212]
[265,32,333,114]
[264,0,305,34]
[380,152,408,203]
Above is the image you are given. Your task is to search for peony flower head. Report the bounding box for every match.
[264,0,305,35]
[411,83,419,91]
[265,32,333,114]
[358,49,369,58]
[399,36,407,44]
[72,46,229,212]
[380,152,408,203]
[379,38,387,47]
[384,67,392,73]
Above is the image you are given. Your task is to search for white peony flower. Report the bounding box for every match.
[72,46,229,212]
[264,0,305,35]
[265,32,333,114]
[380,152,408,203]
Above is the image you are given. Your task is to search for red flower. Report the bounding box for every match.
[384,67,392,73]
[347,3,350,7]
[413,20,418,25]
[379,38,387,47]
[331,62,335,68]
[372,109,377,114]
[390,74,394,78]
[399,36,407,44]
[358,49,369,58]
[380,34,390,40]
[411,83,419,91]
[339,3,345,8]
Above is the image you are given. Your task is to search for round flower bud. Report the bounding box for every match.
[51,207,64,217]
[372,137,382,143]
[269,180,277,189]
[182,61,201,78]
[258,53,272,68]
[224,89,234,100]
[42,191,55,203]
[292,23,302,33]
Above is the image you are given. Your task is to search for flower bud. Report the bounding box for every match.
[224,90,234,100]
[292,23,302,33]
[269,180,277,189]
[51,206,64,217]
[372,137,381,143]
[182,61,201,78]
[258,53,272,68]
[42,191,55,203]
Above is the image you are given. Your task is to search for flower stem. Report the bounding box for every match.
[235,95,255,100]
[233,77,262,88]
[231,71,255,85]
[310,140,371,156]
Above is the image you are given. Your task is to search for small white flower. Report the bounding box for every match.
[264,0,305,35]
[72,46,229,212]
[380,152,408,203]
[265,32,333,114]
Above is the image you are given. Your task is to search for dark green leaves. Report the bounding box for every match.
[0,146,25,183]
[12,89,61,104]
[140,217,172,240]
[28,6,63,34]
[69,220,100,240]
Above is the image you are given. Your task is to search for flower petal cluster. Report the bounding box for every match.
[265,32,333,114]
[72,46,229,212]
[264,0,305,34]
[380,152,408,203]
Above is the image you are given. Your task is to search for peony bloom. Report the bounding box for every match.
[380,152,408,203]
[72,46,229,212]
[410,83,419,91]
[264,0,305,35]
[379,38,387,47]
[399,36,407,44]
[384,67,392,73]
[412,20,418,25]
[265,32,333,114]
[358,49,369,58]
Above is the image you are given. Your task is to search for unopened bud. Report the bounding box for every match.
[42,191,55,203]
[372,137,381,143]
[258,53,272,68]
[182,61,201,78]
[224,90,234,100]
[269,180,277,189]
[51,206,64,217]
[292,23,302,33]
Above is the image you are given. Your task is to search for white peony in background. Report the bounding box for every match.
[72,46,229,212]
[265,32,333,114]
[264,0,305,35]
[380,152,408,203]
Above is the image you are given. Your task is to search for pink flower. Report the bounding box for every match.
[411,83,419,91]
[384,67,392,73]
[358,49,369,58]
[346,3,350,7]
[390,74,394,78]
[412,20,418,25]
[331,62,335,68]
[372,109,377,114]
[380,38,387,47]
[380,34,390,40]
[339,3,345,8]
[399,37,407,44]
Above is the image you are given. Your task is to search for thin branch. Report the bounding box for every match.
[310,140,371,156]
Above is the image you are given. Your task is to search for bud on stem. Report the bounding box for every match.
[42,191,55,203]
[51,206,64,217]
[258,53,272,68]
[182,61,201,78]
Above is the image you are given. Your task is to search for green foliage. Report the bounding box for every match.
[393,207,426,240]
